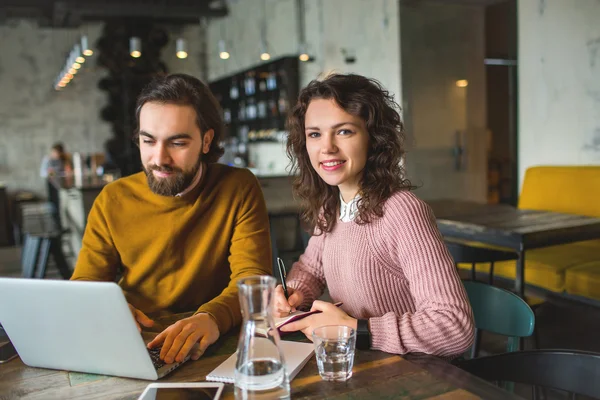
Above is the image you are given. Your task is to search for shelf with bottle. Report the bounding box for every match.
[210,56,299,140]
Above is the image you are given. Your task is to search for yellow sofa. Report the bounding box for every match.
[458,166,600,300]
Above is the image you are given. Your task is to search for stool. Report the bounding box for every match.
[20,204,71,279]
[21,234,71,279]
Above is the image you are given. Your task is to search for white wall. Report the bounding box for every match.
[207,0,401,104]
[518,0,600,185]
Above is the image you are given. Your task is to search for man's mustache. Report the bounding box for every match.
[147,164,183,173]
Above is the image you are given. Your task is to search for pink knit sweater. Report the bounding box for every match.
[287,191,474,357]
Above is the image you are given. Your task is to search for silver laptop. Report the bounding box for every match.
[0,278,189,380]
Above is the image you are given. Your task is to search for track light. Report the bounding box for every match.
[176,38,188,59]
[54,38,91,91]
[130,37,142,58]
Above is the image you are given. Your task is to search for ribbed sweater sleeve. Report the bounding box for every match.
[368,194,474,357]
[285,232,327,310]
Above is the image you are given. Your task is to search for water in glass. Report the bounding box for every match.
[312,325,356,382]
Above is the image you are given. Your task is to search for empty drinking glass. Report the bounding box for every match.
[312,325,356,381]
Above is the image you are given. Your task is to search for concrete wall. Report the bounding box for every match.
[400,1,488,202]
[0,20,204,196]
[207,0,402,103]
[0,20,111,196]
[518,0,600,185]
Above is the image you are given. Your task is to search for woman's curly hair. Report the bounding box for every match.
[286,73,413,234]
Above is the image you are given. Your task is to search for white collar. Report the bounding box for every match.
[339,192,361,222]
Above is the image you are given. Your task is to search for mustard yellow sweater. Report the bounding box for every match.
[71,164,272,334]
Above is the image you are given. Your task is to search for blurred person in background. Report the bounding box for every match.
[40,142,72,178]
[40,142,72,226]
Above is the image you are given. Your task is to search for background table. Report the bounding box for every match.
[428,199,600,298]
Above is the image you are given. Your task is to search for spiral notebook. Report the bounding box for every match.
[205,340,315,383]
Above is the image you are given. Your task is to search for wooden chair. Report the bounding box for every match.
[463,280,534,358]
[455,349,600,399]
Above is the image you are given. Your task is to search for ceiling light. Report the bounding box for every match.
[81,35,93,56]
[298,43,310,62]
[130,37,142,58]
[176,38,188,59]
[259,41,270,61]
[218,39,230,60]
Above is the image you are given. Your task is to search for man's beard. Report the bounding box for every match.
[143,155,202,197]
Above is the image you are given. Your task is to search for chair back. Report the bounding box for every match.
[519,165,600,217]
[463,280,534,354]
[446,241,516,264]
[456,350,600,399]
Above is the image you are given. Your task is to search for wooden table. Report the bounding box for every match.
[0,314,520,400]
[428,199,600,298]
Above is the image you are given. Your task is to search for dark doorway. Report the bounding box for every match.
[485,0,518,205]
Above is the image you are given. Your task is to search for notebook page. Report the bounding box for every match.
[205,340,314,383]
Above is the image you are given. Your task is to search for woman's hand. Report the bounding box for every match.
[279,300,357,340]
[273,285,304,318]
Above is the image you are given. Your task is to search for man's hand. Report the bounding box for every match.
[128,303,154,332]
[279,300,357,340]
[147,313,220,364]
[273,285,304,318]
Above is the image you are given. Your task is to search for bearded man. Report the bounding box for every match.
[71,74,271,364]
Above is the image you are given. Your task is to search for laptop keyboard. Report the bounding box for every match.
[147,347,166,369]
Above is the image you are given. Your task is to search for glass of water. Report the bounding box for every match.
[312,325,356,381]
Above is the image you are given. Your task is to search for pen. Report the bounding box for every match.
[277,257,289,300]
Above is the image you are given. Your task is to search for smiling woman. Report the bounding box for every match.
[286,73,412,233]
[303,98,370,202]
[276,74,475,359]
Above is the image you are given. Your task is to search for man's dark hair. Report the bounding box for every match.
[134,74,225,163]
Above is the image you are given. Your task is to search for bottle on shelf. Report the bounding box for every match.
[230,77,239,100]
[266,71,277,90]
